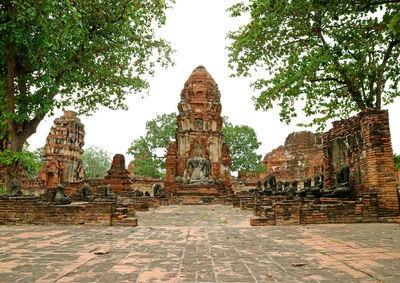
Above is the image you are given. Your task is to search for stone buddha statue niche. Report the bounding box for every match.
[183,142,213,185]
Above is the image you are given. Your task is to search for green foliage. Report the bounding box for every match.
[81,146,111,178]
[227,1,400,130]
[131,158,164,178]
[127,112,176,177]
[394,153,400,171]
[22,146,43,179]
[0,145,42,179]
[255,163,268,175]
[0,0,175,187]
[222,117,262,172]
[1,0,174,118]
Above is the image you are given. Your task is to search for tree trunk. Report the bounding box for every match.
[4,135,25,196]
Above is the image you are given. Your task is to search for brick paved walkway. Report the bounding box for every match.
[0,204,399,282]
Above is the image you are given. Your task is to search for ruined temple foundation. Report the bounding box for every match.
[165,66,233,197]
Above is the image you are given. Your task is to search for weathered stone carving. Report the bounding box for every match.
[263,175,276,195]
[8,179,23,197]
[285,181,297,200]
[308,174,324,197]
[105,185,116,199]
[183,142,212,184]
[282,181,290,196]
[83,183,95,202]
[153,184,166,198]
[135,190,144,197]
[37,111,85,188]
[164,66,233,195]
[145,191,150,197]
[54,184,71,205]
[323,164,353,198]
[299,177,312,197]
[249,180,263,195]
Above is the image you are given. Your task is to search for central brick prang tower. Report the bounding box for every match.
[165,66,233,196]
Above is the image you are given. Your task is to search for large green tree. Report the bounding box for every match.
[21,146,43,179]
[127,113,263,177]
[127,112,176,178]
[81,146,111,178]
[1,0,174,189]
[227,0,400,130]
[222,118,262,172]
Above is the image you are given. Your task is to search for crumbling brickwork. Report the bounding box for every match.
[261,131,324,184]
[0,196,137,226]
[250,194,382,226]
[37,111,85,188]
[102,154,133,192]
[323,109,399,213]
[165,66,233,196]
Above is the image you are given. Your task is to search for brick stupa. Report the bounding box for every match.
[165,66,233,196]
[37,111,85,188]
[102,154,133,192]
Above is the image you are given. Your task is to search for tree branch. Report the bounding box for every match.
[376,39,399,109]
[110,0,132,23]
[316,26,366,110]
[309,77,346,84]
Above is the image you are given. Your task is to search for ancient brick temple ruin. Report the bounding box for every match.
[37,111,85,188]
[261,131,324,183]
[248,109,399,225]
[323,110,399,213]
[102,154,133,192]
[165,66,233,196]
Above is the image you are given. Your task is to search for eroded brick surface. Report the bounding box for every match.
[165,66,233,196]
[102,154,133,192]
[323,109,399,213]
[37,111,85,189]
[261,131,324,184]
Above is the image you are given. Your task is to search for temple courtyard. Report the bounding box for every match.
[0,205,399,282]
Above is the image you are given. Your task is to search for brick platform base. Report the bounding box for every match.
[247,194,399,226]
[0,197,137,227]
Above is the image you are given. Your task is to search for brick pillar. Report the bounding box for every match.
[360,110,399,213]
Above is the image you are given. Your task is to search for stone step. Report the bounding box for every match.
[181,200,203,205]
[116,207,128,213]
[112,217,138,227]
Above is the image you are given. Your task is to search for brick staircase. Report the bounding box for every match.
[251,205,276,226]
[111,203,137,227]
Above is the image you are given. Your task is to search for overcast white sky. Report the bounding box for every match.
[27,0,400,163]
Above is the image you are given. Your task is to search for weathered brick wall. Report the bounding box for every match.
[130,177,164,195]
[261,131,324,185]
[0,197,116,225]
[232,180,258,193]
[323,109,399,213]
[299,195,379,224]
[250,194,390,226]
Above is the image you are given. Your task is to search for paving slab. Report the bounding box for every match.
[0,204,399,282]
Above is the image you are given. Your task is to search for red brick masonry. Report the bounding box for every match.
[0,197,137,227]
